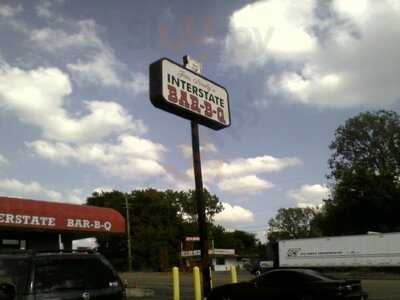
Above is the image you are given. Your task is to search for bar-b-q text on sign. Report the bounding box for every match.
[149,58,230,130]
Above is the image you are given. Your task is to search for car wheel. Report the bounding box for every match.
[255,270,261,276]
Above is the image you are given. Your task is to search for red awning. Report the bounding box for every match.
[0,196,125,235]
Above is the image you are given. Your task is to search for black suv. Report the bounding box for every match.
[0,250,126,300]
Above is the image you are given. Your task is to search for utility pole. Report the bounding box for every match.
[184,55,212,298]
[125,194,133,272]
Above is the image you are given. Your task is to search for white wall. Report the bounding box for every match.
[212,257,242,272]
[279,232,400,267]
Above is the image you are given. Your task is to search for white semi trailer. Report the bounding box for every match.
[277,232,400,268]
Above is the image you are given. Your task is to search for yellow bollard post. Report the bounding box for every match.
[230,265,238,284]
[172,267,180,300]
[209,266,213,289]
[193,266,202,300]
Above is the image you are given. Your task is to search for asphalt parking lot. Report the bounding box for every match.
[120,271,400,300]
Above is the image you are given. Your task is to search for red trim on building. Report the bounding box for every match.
[0,196,125,234]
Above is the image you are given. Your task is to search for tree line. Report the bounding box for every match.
[268,110,400,240]
[87,189,262,271]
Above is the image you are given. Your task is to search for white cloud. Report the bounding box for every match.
[202,143,218,154]
[0,154,8,167]
[0,4,23,18]
[0,178,62,201]
[186,154,300,194]
[35,1,64,20]
[254,229,267,243]
[124,72,149,94]
[28,134,167,180]
[218,175,274,195]
[35,1,53,19]
[31,20,128,89]
[30,19,148,93]
[288,184,329,208]
[0,178,87,204]
[224,0,317,69]
[0,63,162,182]
[178,144,194,158]
[67,52,148,92]
[163,173,193,192]
[178,142,218,158]
[203,37,218,45]
[63,188,86,204]
[0,65,146,143]
[0,179,93,205]
[200,155,302,179]
[1,8,147,93]
[214,202,254,227]
[226,0,400,108]
[93,186,114,194]
[31,20,103,53]
[67,51,122,87]
[66,40,148,93]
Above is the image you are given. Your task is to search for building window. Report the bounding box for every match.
[1,239,21,249]
[2,239,19,246]
[216,258,225,265]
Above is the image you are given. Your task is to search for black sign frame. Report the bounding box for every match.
[149,57,231,130]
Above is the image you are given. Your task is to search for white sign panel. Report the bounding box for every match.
[181,249,235,257]
[150,58,230,130]
[185,236,200,242]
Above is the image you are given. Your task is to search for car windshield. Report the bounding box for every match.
[34,257,119,293]
[0,257,30,292]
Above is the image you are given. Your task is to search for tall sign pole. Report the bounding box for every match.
[125,194,133,272]
[185,54,212,298]
[191,120,212,296]
[149,55,231,299]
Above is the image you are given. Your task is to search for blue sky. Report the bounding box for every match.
[1,0,400,242]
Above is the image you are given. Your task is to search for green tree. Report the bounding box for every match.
[173,189,223,222]
[86,188,223,271]
[267,207,320,240]
[321,110,400,235]
[211,226,260,256]
[319,168,400,235]
[329,110,400,180]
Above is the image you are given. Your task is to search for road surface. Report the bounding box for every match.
[121,271,400,300]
